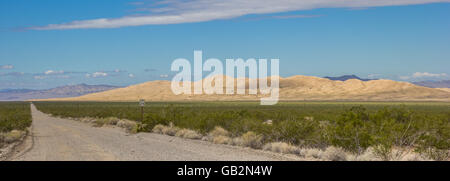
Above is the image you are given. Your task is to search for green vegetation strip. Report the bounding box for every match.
[34,101,449,160]
[0,102,31,133]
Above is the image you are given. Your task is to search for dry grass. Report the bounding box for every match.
[151,123,179,136]
[206,126,232,144]
[152,124,165,134]
[153,124,202,139]
[104,117,120,125]
[239,131,263,149]
[263,142,300,154]
[346,147,434,161]
[0,130,26,145]
[302,148,323,159]
[116,119,138,133]
[79,117,95,123]
[212,135,232,144]
[175,128,202,139]
[347,147,381,161]
[398,152,430,161]
[319,146,348,161]
[70,116,440,161]
[209,126,229,137]
[161,123,179,136]
[150,125,437,161]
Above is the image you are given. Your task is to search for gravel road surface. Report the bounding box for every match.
[11,105,301,161]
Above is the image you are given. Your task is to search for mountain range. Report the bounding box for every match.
[323,75,376,81]
[0,84,120,101]
[412,80,450,88]
[41,75,450,102]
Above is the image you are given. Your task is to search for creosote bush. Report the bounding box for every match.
[0,102,31,133]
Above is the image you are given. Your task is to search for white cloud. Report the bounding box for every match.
[29,0,449,30]
[128,73,135,78]
[412,72,447,78]
[399,72,448,80]
[0,72,24,77]
[44,70,64,75]
[86,72,108,78]
[0,65,13,69]
[160,74,169,78]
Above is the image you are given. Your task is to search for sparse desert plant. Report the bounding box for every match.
[93,118,106,127]
[152,124,166,134]
[1,130,26,144]
[269,118,320,146]
[302,148,323,159]
[325,106,372,154]
[347,147,381,161]
[263,142,300,154]
[116,119,138,133]
[239,131,263,149]
[209,126,229,137]
[319,146,348,161]
[416,147,449,161]
[231,137,244,146]
[80,117,94,123]
[175,128,202,139]
[104,117,120,125]
[212,135,232,144]
[161,122,180,136]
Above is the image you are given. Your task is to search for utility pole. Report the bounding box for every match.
[139,99,145,122]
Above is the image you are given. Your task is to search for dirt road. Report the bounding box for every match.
[11,105,300,161]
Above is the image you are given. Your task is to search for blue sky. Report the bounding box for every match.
[0,0,449,89]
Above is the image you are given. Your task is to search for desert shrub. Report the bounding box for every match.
[212,135,232,144]
[398,151,430,161]
[175,128,202,139]
[268,118,321,146]
[263,142,300,154]
[116,119,138,133]
[161,123,179,136]
[302,148,323,159]
[0,102,31,133]
[209,126,229,137]
[319,146,348,161]
[141,113,169,132]
[0,130,26,144]
[415,118,450,160]
[104,117,120,125]
[347,147,380,161]
[325,106,372,154]
[152,124,166,134]
[239,131,264,149]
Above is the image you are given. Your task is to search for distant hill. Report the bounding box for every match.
[412,80,450,88]
[0,84,120,101]
[43,75,450,102]
[324,75,376,81]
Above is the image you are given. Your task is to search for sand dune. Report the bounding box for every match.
[40,75,450,102]
[437,88,450,92]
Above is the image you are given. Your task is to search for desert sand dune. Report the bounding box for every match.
[40,75,450,102]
